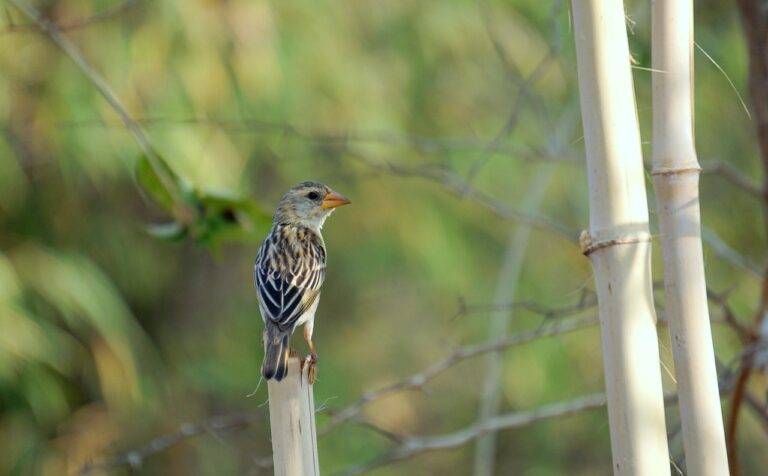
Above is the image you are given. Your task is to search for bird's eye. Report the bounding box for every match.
[307,191,320,201]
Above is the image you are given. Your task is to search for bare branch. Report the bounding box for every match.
[455,293,597,320]
[464,0,564,187]
[336,382,739,476]
[2,0,140,33]
[462,59,552,187]
[743,391,768,438]
[78,355,750,476]
[735,0,768,184]
[727,4,768,473]
[321,315,597,435]
[8,0,189,218]
[79,412,264,475]
[701,226,762,279]
[335,393,607,476]
[57,115,759,283]
[472,165,556,476]
[54,116,579,163]
[349,151,579,242]
[701,160,762,198]
[707,287,756,342]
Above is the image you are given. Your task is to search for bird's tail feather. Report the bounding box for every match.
[262,329,290,381]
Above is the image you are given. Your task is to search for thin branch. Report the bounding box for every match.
[729,3,768,474]
[735,0,768,178]
[8,0,189,219]
[78,412,264,475]
[701,225,762,279]
[462,62,550,187]
[77,358,752,476]
[321,315,598,435]
[50,115,762,281]
[465,34,555,183]
[726,263,768,476]
[53,116,579,163]
[81,313,594,473]
[473,165,556,476]
[743,391,768,438]
[701,160,762,198]
[351,418,406,444]
[464,0,564,187]
[350,151,579,242]
[338,392,682,476]
[2,0,140,33]
[707,287,755,342]
[727,361,755,476]
[455,289,597,321]
[718,357,768,441]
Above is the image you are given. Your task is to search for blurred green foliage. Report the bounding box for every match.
[0,0,765,474]
[135,153,271,246]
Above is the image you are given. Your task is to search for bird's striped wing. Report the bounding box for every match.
[254,236,325,331]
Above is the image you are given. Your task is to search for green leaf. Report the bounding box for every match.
[146,221,187,241]
[135,155,174,211]
[134,154,195,211]
[190,188,272,246]
[136,155,271,247]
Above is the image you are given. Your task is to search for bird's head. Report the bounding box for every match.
[273,181,351,230]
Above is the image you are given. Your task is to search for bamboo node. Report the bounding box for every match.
[651,165,701,176]
[579,230,652,256]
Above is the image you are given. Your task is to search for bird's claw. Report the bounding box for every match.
[302,354,318,385]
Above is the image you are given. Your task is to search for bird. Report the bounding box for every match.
[254,181,350,383]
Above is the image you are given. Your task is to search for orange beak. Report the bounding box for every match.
[321,189,351,209]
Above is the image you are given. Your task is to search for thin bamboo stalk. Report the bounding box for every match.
[571,1,671,474]
[651,1,729,474]
[267,357,319,476]
[473,165,556,476]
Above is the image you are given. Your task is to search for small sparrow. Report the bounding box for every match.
[254,182,350,383]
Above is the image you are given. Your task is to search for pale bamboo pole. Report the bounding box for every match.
[571,1,671,474]
[651,1,729,474]
[267,357,319,476]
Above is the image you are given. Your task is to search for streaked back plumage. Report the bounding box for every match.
[255,182,332,381]
[255,223,326,332]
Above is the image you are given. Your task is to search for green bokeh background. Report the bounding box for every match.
[0,0,764,474]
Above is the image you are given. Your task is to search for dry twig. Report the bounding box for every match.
[702,160,762,198]
[55,116,578,163]
[350,151,579,242]
[8,0,188,218]
[336,389,711,476]
[727,3,768,473]
[2,0,140,33]
[79,412,265,475]
[336,393,608,476]
[321,314,597,435]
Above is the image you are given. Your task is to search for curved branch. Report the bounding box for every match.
[336,393,607,476]
[79,412,265,475]
[321,315,597,435]
[8,0,189,219]
[350,151,579,242]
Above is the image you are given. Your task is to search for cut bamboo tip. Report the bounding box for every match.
[267,357,319,476]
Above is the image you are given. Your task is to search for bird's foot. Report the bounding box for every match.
[302,353,318,385]
[289,347,299,359]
